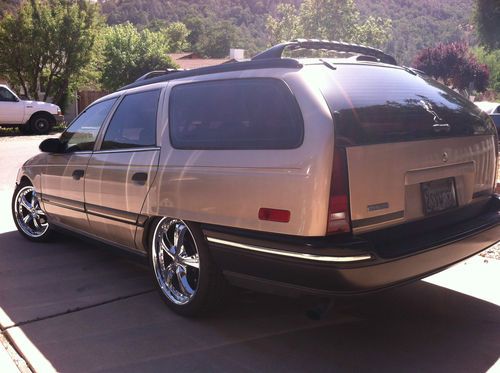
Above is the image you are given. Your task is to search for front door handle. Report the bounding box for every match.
[132,172,148,184]
[72,169,85,180]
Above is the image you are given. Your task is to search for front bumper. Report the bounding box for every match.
[204,196,500,296]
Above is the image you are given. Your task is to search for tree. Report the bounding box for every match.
[265,0,392,49]
[194,21,243,58]
[0,0,101,110]
[474,0,500,51]
[473,46,500,93]
[100,23,178,91]
[413,42,489,93]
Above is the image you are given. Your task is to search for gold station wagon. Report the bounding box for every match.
[12,40,500,316]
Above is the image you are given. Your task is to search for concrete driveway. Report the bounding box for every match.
[0,135,499,372]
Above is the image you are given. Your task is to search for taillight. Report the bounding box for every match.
[327,147,351,234]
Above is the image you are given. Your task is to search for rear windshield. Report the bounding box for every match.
[317,64,495,146]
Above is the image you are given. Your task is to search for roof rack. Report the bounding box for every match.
[118,58,302,91]
[134,69,184,83]
[252,39,398,66]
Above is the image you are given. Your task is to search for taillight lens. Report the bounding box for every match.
[327,147,351,234]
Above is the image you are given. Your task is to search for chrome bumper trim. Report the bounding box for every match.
[206,237,372,263]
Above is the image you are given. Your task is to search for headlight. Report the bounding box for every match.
[57,107,62,115]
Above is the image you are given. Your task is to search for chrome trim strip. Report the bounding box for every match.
[206,237,372,263]
[86,203,138,224]
[352,210,404,228]
[93,147,160,154]
[41,194,85,212]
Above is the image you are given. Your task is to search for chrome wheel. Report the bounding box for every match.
[151,218,200,305]
[14,186,49,238]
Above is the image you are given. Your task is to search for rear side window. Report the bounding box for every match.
[101,89,160,150]
[169,78,303,149]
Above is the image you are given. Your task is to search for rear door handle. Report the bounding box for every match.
[72,169,85,180]
[132,172,148,184]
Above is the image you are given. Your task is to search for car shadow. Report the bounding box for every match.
[0,230,499,372]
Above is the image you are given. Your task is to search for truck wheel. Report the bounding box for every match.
[19,123,33,135]
[30,113,54,135]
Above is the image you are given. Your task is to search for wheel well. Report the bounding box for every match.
[19,176,32,186]
[29,111,55,125]
[141,216,159,256]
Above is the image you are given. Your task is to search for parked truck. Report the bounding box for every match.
[0,84,64,134]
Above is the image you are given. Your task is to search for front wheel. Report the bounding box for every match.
[12,182,52,241]
[149,217,227,316]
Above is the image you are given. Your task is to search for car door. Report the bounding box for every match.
[0,86,24,124]
[84,89,162,250]
[40,97,118,232]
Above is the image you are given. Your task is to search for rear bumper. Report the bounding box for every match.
[53,114,65,124]
[204,195,500,296]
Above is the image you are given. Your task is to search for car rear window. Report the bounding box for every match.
[169,78,303,149]
[317,64,495,146]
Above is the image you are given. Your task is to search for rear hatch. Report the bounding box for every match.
[315,63,498,233]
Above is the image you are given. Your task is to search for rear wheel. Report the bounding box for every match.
[149,217,227,316]
[12,181,52,241]
[30,113,53,135]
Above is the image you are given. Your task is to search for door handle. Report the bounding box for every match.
[132,172,148,184]
[72,169,85,180]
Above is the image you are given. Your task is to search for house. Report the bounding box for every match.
[168,49,245,70]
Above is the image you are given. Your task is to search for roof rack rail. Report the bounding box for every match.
[134,69,183,83]
[252,39,398,66]
[118,58,302,91]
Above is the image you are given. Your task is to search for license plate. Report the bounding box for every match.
[421,177,458,215]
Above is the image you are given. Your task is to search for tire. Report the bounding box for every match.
[19,123,33,135]
[30,113,53,135]
[12,181,53,242]
[148,217,227,316]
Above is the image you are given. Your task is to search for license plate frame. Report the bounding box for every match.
[421,177,458,215]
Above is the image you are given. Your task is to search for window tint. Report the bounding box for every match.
[317,64,495,146]
[169,79,303,149]
[101,89,160,150]
[0,87,17,102]
[60,98,117,152]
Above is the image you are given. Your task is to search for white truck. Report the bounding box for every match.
[0,84,64,134]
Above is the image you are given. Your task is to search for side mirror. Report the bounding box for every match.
[39,138,63,153]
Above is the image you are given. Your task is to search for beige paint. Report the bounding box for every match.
[347,136,497,233]
[142,69,335,236]
[85,149,160,249]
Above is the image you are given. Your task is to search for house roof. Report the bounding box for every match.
[168,53,232,70]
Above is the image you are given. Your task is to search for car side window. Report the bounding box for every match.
[60,98,117,152]
[169,78,304,149]
[0,87,17,102]
[100,89,160,150]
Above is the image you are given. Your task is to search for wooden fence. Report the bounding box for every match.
[77,90,109,113]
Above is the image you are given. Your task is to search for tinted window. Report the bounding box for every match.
[101,90,160,150]
[317,65,495,146]
[0,87,17,102]
[169,79,303,149]
[60,98,117,152]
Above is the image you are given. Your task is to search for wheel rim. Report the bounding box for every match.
[14,186,49,237]
[34,118,49,132]
[151,218,200,305]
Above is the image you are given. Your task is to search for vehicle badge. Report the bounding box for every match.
[442,152,448,162]
[419,100,451,133]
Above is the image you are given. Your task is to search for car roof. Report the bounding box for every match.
[475,101,500,114]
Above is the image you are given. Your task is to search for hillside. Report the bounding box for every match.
[1,0,476,64]
[99,0,475,64]
[356,0,475,64]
